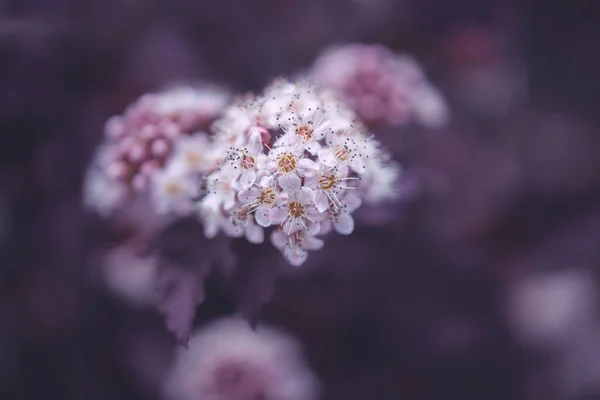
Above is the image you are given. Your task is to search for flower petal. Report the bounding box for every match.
[298,187,314,203]
[344,193,362,212]
[270,230,287,250]
[315,191,329,213]
[240,170,256,190]
[238,188,259,203]
[318,148,337,167]
[285,246,308,266]
[255,207,271,227]
[278,173,301,193]
[305,235,324,251]
[334,212,354,235]
[245,220,264,244]
[269,207,287,224]
[297,158,318,177]
[305,220,321,236]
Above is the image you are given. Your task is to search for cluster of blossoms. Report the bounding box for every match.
[310,44,449,128]
[164,317,320,400]
[83,84,231,218]
[196,79,400,266]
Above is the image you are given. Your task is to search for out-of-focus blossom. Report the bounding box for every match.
[442,27,527,120]
[101,242,160,308]
[196,78,401,266]
[83,84,231,218]
[164,317,320,400]
[310,44,449,129]
[507,269,597,349]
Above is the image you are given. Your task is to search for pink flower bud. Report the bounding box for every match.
[151,139,170,158]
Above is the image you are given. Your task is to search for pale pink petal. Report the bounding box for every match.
[283,219,301,235]
[223,193,236,210]
[285,246,308,266]
[334,212,354,235]
[305,141,322,155]
[315,191,329,212]
[305,220,321,236]
[297,158,319,177]
[304,235,324,251]
[298,187,314,204]
[238,188,259,203]
[319,220,333,235]
[247,128,264,154]
[256,153,268,170]
[270,230,287,250]
[240,170,257,190]
[255,208,271,227]
[318,148,337,167]
[344,193,362,212]
[245,221,264,244]
[269,207,287,224]
[278,174,301,193]
[259,174,274,188]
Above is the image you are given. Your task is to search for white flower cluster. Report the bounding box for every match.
[83,84,230,218]
[197,79,400,266]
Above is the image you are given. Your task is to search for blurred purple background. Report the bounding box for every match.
[2,0,600,399]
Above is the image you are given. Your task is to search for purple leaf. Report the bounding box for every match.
[155,259,207,347]
[148,218,232,346]
[231,239,281,327]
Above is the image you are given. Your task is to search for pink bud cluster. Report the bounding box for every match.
[104,85,230,192]
[310,44,449,128]
[83,85,231,218]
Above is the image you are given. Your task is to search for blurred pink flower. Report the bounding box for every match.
[164,317,320,400]
[310,44,448,129]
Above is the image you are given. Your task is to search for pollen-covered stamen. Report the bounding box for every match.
[258,187,276,206]
[318,174,337,190]
[277,153,297,174]
[232,205,251,226]
[240,153,255,170]
[334,144,351,162]
[227,147,255,170]
[287,230,307,249]
[295,124,313,141]
[245,187,277,212]
[288,201,305,219]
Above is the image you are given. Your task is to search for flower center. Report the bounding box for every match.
[165,181,183,196]
[258,188,276,206]
[234,206,251,223]
[288,230,306,248]
[334,145,351,162]
[185,151,201,166]
[318,174,337,190]
[288,201,305,218]
[240,153,255,170]
[277,153,297,174]
[296,125,313,141]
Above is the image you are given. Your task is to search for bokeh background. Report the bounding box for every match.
[2,0,600,399]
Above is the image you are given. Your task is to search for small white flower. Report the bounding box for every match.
[320,192,362,236]
[270,180,322,236]
[271,229,324,266]
[305,164,360,212]
[237,177,278,228]
[318,129,366,173]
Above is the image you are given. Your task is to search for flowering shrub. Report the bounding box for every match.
[83,44,447,342]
